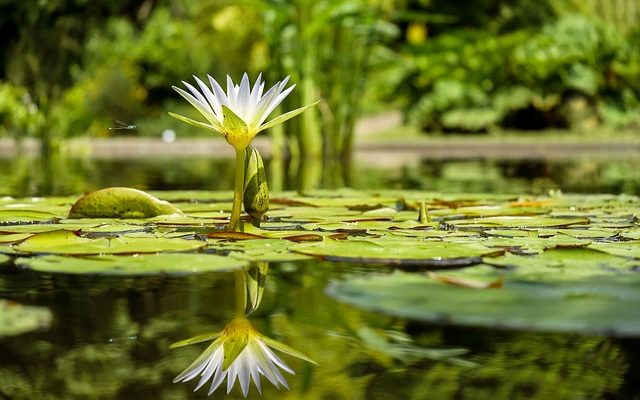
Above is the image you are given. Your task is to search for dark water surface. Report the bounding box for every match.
[2,260,639,399]
[1,155,640,196]
[1,154,640,399]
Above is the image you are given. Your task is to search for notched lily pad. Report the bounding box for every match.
[68,187,183,219]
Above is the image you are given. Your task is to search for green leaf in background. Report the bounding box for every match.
[16,253,246,275]
[0,300,52,337]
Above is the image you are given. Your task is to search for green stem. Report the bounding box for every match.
[228,147,246,232]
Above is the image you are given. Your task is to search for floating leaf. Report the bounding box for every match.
[0,233,32,244]
[588,241,640,259]
[216,239,312,262]
[327,271,640,336]
[293,238,503,267]
[15,230,205,255]
[16,253,246,275]
[447,216,590,229]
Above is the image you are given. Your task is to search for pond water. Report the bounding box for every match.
[1,153,640,399]
[1,154,640,197]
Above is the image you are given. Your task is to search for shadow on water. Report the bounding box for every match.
[1,259,640,399]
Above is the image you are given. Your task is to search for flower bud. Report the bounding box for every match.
[243,146,269,227]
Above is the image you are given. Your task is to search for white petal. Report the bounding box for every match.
[207,74,230,108]
[193,75,222,120]
[194,347,223,391]
[172,86,216,123]
[249,73,263,109]
[226,75,238,106]
[246,349,263,394]
[226,361,239,394]
[237,352,251,397]
[237,73,251,122]
[249,83,284,126]
[257,84,295,127]
[208,360,228,396]
[182,81,214,114]
[259,341,295,375]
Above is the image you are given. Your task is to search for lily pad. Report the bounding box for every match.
[292,238,503,267]
[211,239,313,262]
[588,241,640,259]
[15,230,205,255]
[327,271,640,336]
[446,216,590,229]
[0,300,52,337]
[16,253,247,275]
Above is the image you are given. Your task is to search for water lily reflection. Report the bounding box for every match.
[172,264,316,396]
[173,317,315,396]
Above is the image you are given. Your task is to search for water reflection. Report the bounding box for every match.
[2,153,640,197]
[0,260,638,398]
[171,265,316,397]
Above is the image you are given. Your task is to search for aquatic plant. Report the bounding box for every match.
[170,73,317,230]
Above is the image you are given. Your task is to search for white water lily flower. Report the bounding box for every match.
[172,318,316,397]
[170,73,317,150]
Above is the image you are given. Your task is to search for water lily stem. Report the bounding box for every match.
[228,148,246,231]
[235,269,246,317]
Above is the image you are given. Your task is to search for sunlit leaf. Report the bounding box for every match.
[15,230,205,255]
[16,253,246,275]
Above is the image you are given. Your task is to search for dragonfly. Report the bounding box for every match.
[108,120,137,131]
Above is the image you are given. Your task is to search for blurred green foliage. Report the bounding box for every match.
[0,82,44,140]
[395,0,640,132]
[0,0,639,146]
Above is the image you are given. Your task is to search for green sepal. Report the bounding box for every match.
[222,105,248,133]
[260,335,318,365]
[169,112,219,132]
[222,335,250,370]
[259,100,320,131]
[170,331,223,349]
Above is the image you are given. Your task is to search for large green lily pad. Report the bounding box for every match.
[16,253,247,275]
[326,270,640,336]
[0,300,52,337]
[15,230,205,255]
[292,238,503,266]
